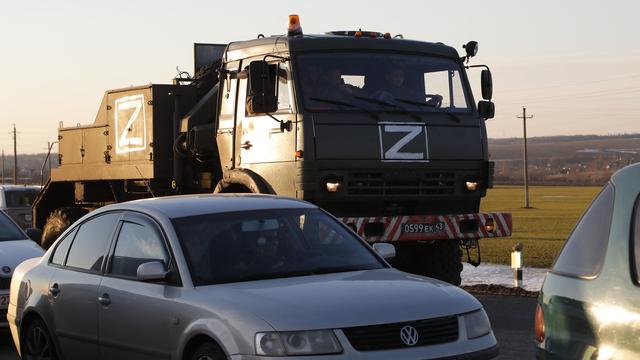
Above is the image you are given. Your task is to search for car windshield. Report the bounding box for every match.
[0,210,27,241]
[172,208,385,286]
[4,189,39,207]
[296,52,470,113]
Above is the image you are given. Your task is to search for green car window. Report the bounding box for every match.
[552,184,614,279]
[631,195,640,285]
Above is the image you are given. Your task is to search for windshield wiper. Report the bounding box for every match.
[393,98,462,124]
[309,97,379,120]
[352,95,420,120]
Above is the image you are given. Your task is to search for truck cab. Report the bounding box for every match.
[217,32,493,219]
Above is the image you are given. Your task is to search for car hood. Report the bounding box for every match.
[198,268,481,331]
[0,240,44,276]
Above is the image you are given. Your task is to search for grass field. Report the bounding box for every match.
[478,186,602,268]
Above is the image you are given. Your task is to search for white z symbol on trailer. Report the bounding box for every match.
[380,124,428,160]
[115,94,147,154]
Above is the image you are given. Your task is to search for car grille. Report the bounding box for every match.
[342,316,459,351]
[346,171,456,196]
[0,277,10,290]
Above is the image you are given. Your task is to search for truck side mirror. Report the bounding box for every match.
[481,69,493,100]
[478,101,495,119]
[247,61,278,114]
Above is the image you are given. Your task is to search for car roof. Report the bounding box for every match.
[99,194,318,219]
[0,185,41,191]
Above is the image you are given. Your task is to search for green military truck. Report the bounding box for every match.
[33,15,511,285]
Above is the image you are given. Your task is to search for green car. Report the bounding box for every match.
[536,163,640,359]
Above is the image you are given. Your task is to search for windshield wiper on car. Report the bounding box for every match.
[308,97,379,120]
[393,98,462,124]
[352,95,420,120]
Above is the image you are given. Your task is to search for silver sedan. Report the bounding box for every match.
[8,195,498,359]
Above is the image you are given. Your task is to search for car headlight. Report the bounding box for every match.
[256,330,342,356]
[464,309,492,339]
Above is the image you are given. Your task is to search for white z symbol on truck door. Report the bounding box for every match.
[115,94,147,154]
[380,124,429,161]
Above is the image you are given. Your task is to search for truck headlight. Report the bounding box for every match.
[256,330,342,356]
[464,309,492,339]
[324,175,343,193]
[465,181,479,191]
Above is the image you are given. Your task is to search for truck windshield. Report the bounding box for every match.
[296,52,470,113]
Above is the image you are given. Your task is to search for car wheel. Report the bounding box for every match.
[41,207,88,250]
[22,319,58,360]
[190,342,225,360]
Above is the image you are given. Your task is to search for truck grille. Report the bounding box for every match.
[0,277,10,290]
[346,171,456,196]
[342,315,459,351]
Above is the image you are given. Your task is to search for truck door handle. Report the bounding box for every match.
[49,283,60,297]
[241,141,253,150]
[98,294,111,306]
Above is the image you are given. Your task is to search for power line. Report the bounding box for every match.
[500,73,640,94]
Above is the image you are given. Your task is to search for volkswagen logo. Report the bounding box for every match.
[1,266,10,274]
[400,325,419,346]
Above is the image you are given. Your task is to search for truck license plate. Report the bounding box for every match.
[0,294,8,309]
[401,222,445,234]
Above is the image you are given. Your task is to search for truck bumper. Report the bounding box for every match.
[340,213,512,242]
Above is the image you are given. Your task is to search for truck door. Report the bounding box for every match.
[216,61,240,172]
[236,59,297,195]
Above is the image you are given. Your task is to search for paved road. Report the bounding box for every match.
[0,294,537,360]
[475,294,537,359]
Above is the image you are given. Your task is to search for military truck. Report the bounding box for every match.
[33,15,511,285]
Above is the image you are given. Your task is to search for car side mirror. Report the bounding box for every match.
[136,261,168,281]
[478,101,495,119]
[373,243,396,260]
[481,69,492,100]
[25,228,42,243]
[247,60,278,114]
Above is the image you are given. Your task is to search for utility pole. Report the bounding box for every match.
[12,124,17,184]
[516,107,533,208]
[1,149,4,184]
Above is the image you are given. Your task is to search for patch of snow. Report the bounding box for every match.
[461,262,549,291]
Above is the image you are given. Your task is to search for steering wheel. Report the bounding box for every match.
[425,94,443,108]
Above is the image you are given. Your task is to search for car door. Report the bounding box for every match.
[98,212,179,360]
[237,58,297,196]
[47,212,122,360]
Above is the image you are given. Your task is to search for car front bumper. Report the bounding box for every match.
[230,331,498,360]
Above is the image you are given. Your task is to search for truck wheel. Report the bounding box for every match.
[41,207,88,250]
[393,240,462,286]
[425,240,463,286]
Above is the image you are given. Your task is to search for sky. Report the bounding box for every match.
[1,0,639,153]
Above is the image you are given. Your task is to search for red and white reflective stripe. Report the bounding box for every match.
[339,212,513,242]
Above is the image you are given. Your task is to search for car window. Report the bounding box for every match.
[0,210,27,241]
[172,208,385,286]
[631,195,640,285]
[50,227,78,265]
[65,212,121,273]
[552,184,614,278]
[109,221,169,279]
[4,189,39,207]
